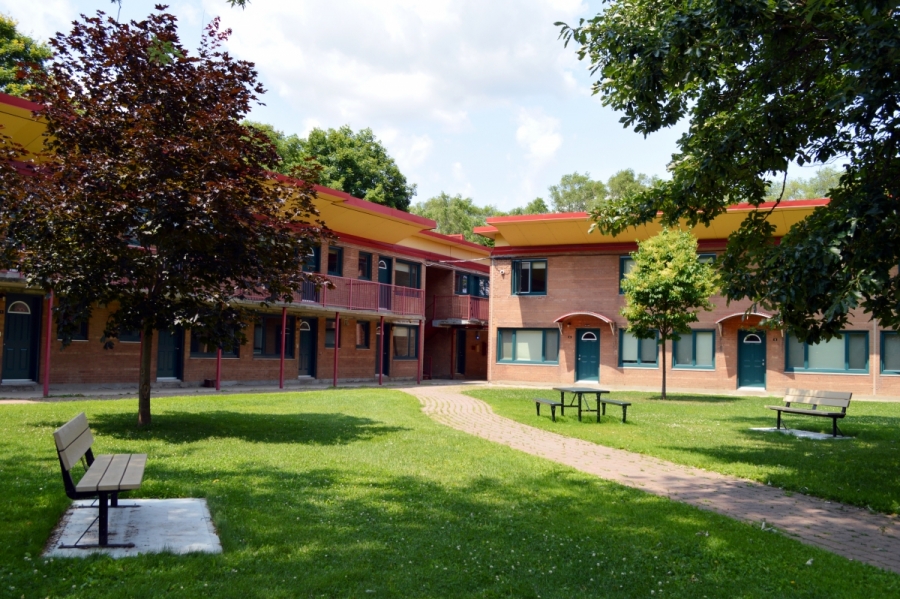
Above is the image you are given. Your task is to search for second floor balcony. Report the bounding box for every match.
[431,295,489,326]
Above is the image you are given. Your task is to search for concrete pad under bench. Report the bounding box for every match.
[45,498,222,558]
[750,427,854,440]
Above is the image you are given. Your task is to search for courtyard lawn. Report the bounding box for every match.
[467,389,900,515]
[1,390,897,598]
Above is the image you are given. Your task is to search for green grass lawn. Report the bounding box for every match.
[467,389,900,515]
[1,390,898,598]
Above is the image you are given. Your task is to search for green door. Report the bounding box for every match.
[738,330,766,388]
[298,318,316,377]
[157,328,184,380]
[2,295,41,381]
[378,257,393,310]
[575,329,600,382]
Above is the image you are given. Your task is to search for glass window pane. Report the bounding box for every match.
[358,254,371,279]
[884,334,900,372]
[621,331,638,363]
[640,337,658,364]
[515,330,542,362]
[253,323,263,355]
[531,262,547,293]
[848,333,867,370]
[517,262,531,293]
[544,330,559,362]
[395,262,411,287]
[674,337,693,365]
[787,334,805,369]
[695,332,714,366]
[393,326,409,357]
[807,337,843,370]
[500,330,513,360]
[622,258,635,276]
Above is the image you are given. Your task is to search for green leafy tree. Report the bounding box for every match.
[298,126,416,211]
[560,2,900,341]
[620,229,717,399]
[548,171,606,212]
[507,197,550,216]
[7,9,327,426]
[606,169,657,202]
[410,192,499,246]
[244,121,305,174]
[0,14,51,97]
[765,166,843,201]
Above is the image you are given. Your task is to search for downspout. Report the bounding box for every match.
[333,311,340,388]
[450,327,455,380]
[379,315,385,386]
[417,319,423,384]
[43,290,54,398]
[279,306,287,389]
[874,318,878,397]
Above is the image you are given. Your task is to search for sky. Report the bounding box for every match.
[1,0,694,212]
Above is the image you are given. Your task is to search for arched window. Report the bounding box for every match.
[7,301,30,315]
[743,333,762,344]
[298,321,311,332]
[378,260,388,270]
[580,332,598,341]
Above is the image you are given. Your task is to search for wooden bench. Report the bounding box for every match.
[53,412,147,548]
[534,398,563,422]
[765,389,852,437]
[598,398,632,423]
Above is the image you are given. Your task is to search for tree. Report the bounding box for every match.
[298,126,417,212]
[244,121,305,175]
[0,14,51,97]
[765,166,843,201]
[548,171,606,212]
[620,229,717,399]
[507,197,550,216]
[606,169,657,202]
[410,192,499,246]
[560,2,900,342]
[6,9,327,426]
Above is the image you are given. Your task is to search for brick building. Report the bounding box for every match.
[475,206,900,398]
[0,93,490,391]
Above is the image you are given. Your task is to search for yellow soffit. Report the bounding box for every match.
[311,188,435,245]
[486,203,824,247]
[399,233,491,261]
[0,99,46,156]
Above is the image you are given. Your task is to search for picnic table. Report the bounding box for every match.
[553,387,610,422]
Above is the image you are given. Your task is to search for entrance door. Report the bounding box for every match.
[157,327,183,380]
[455,329,467,375]
[738,330,766,388]
[375,322,390,376]
[378,257,393,310]
[2,295,40,381]
[298,318,316,377]
[575,328,600,382]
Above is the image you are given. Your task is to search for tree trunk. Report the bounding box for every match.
[138,325,154,427]
[661,337,667,400]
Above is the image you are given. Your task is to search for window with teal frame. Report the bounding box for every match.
[496,328,559,364]
[619,256,635,294]
[619,330,658,367]
[672,330,715,369]
[785,331,868,373]
[511,260,547,295]
[698,253,716,264]
[882,332,900,374]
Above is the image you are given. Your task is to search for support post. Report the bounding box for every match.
[215,347,222,391]
[43,290,54,397]
[417,321,423,385]
[333,311,340,388]
[279,306,287,389]
[379,315,385,386]
[450,327,455,381]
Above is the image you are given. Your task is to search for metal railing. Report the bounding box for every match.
[432,295,489,322]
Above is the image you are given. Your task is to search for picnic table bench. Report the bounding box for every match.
[534,398,563,421]
[54,412,147,548]
[765,389,852,437]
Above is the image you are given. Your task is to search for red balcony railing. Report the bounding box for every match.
[245,275,425,317]
[432,295,489,322]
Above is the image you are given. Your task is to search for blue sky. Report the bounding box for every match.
[3,0,691,211]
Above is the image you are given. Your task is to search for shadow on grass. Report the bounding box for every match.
[85,411,409,446]
[640,393,746,404]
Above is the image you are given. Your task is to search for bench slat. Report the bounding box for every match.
[75,454,113,493]
[53,412,89,452]
[58,428,95,472]
[785,388,852,400]
[785,396,851,409]
[117,454,146,490]
[98,454,133,492]
[767,406,846,417]
[601,399,632,407]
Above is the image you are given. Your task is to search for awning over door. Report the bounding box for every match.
[553,311,617,336]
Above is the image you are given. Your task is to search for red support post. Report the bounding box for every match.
[279,306,287,389]
[333,311,340,388]
[215,347,222,391]
[378,315,385,386]
[42,290,54,397]
[417,320,423,384]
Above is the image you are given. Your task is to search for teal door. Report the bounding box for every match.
[575,329,600,382]
[738,330,766,387]
[298,318,316,377]
[378,257,393,310]
[157,328,184,379]
[2,295,41,381]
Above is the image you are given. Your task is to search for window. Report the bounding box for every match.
[57,318,89,341]
[254,315,295,358]
[358,252,372,280]
[883,332,900,374]
[512,260,547,295]
[392,325,419,359]
[327,246,343,276]
[325,318,341,349]
[785,331,868,373]
[673,330,715,369]
[619,256,636,294]
[303,246,321,273]
[455,273,490,297]
[496,329,559,364]
[698,253,716,264]
[395,260,421,289]
[190,334,239,358]
[118,329,141,343]
[620,330,658,367]
[356,321,370,349]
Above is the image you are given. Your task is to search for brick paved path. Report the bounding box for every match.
[404,385,900,575]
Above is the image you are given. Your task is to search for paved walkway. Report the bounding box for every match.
[404,385,900,575]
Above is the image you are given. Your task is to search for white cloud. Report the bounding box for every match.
[516,107,562,164]
[0,0,73,41]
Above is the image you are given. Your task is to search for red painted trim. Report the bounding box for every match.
[418,229,491,252]
[43,290,53,397]
[490,238,731,257]
[727,198,829,211]
[473,226,498,234]
[553,311,615,325]
[335,232,490,274]
[715,311,772,324]
[0,92,44,113]
[486,211,587,224]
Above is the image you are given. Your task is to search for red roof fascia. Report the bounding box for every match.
[0,92,44,113]
[418,229,491,253]
[336,231,490,274]
[489,238,730,257]
[486,211,587,224]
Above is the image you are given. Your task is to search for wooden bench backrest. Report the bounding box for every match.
[53,412,94,472]
[784,388,852,410]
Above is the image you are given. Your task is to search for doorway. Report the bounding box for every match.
[157,327,184,380]
[298,318,317,377]
[455,329,467,375]
[378,257,393,310]
[737,330,766,388]
[575,328,600,382]
[376,322,391,377]
[2,294,41,382]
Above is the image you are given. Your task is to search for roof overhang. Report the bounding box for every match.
[715,311,773,336]
[553,311,617,336]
